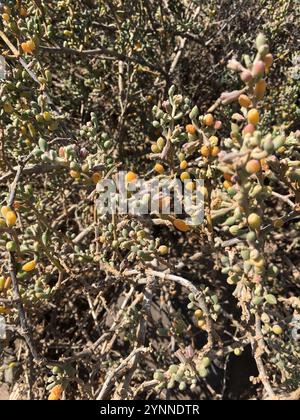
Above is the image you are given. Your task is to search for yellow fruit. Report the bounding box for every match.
[223,180,233,190]
[22,260,37,272]
[238,94,252,108]
[272,325,283,335]
[125,171,137,183]
[186,181,195,191]
[21,40,36,54]
[91,172,101,184]
[154,163,164,174]
[156,137,165,151]
[180,172,190,182]
[253,257,265,268]
[151,144,160,153]
[247,109,260,125]
[194,309,203,318]
[2,13,10,22]
[1,206,10,218]
[203,113,214,126]
[48,384,63,401]
[234,348,243,356]
[201,145,211,157]
[158,245,169,255]
[173,219,189,233]
[248,213,262,230]
[5,211,17,227]
[211,146,220,157]
[264,53,273,70]
[246,159,261,174]
[186,124,196,135]
[254,80,267,100]
[70,170,80,179]
[180,160,188,170]
[43,111,52,121]
[197,319,206,328]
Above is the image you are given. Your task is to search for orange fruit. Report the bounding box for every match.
[211,146,220,157]
[48,384,63,401]
[1,206,10,218]
[246,159,261,174]
[186,124,196,135]
[22,260,37,272]
[201,145,211,157]
[254,80,267,100]
[223,180,233,190]
[264,54,273,70]
[125,171,137,183]
[91,172,101,184]
[173,219,189,233]
[21,40,36,54]
[180,160,188,170]
[2,13,10,22]
[238,94,252,108]
[180,172,190,182]
[70,170,80,179]
[203,114,214,127]
[154,163,164,174]
[5,211,17,227]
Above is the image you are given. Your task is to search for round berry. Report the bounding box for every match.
[248,213,262,230]
[180,172,190,182]
[186,124,196,135]
[246,159,261,174]
[180,160,188,170]
[158,245,169,255]
[5,211,17,227]
[201,145,211,157]
[238,94,252,108]
[247,109,260,126]
[125,171,137,183]
[154,163,164,174]
[203,113,214,127]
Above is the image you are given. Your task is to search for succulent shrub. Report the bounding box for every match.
[0,0,299,401]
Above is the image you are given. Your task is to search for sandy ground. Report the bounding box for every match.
[0,384,9,400]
